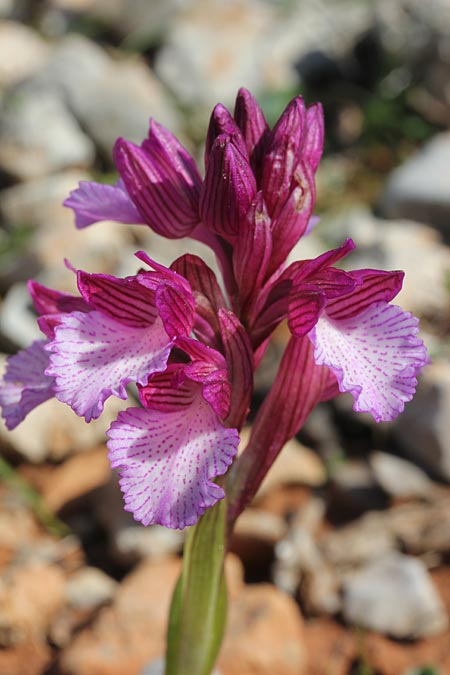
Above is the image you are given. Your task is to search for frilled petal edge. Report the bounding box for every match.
[107,395,239,529]
[309,302,429,422]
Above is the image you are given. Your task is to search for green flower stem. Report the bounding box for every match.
[165,497,228,675]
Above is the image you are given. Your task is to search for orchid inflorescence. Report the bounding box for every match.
[0,89,428,531]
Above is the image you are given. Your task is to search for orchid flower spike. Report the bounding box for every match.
[1,88,428,529]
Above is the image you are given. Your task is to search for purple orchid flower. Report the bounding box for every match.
[1,88,428,531]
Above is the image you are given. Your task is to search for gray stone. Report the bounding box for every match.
[275,520,341,614]
[95,478,184,565]
[155,0,373,115]
[65,567,118,611]
[342,552,448,638]
[387,498,450,556]
[320,511,396,568]
[0,20,50,87]
[0,285,41,348]
[393,361,450,482]
[0,172,137,287]
[0,84,95,179]
[381,133,450,238]
[369,451,434,499]
[83,0,182,43]
[155,0,274,112]
[37,34,181,158]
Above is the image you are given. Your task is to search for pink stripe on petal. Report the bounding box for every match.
[107,398,239,529]
[309,302,429,422]
[28,281,88,316]
[155,283,195,338]
[46,312,173,422]
[326,270,404,320]
[77,272,158,327]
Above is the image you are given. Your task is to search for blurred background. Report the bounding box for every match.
[0,1,450,674]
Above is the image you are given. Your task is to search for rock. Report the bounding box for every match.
[274,501,341,614]
[255,436,327,497]
[342,552,448,638]
[0,495,41,569]
[94,478,184,566]
[320,511,396,568]
[328,459,389,521]
[59,557,181,675]
[0,20,50,87]
[0,84,95,179]
[359,566,450,675]
[218,583,307,675]
[393,361,450,482]
[59,554,243,675]
[82,0,182,43]
[155,0,275,113]
[37,447,112,512]
[319,205,450,319]
[37,34,181,157]
[369,451,435,499]
[303,618,356,675]
[0,640,53,675]
[387,498,450,556]
[381,133,450,238]
[65,567,118,611]
[0,288,42,349]
[231,509,287,575]
[155,0,373,115]
[0,563,66,646]
[0,172,135,288]
[0,380,131,463]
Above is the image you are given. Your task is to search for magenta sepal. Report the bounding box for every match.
[303,103,325,173]
[218,309,254,429]
[204,103,248,167]
[267,162,316,276]
[227,336,328,522]
[250,240,357,347]
[326,269,404,319]
[200,134,257,240]
[233,192,272,314]
[113,137,200,238]
[77,271,159,327]
[64,179,145,229]
[261,97,306,220]
[170,254,227,314]
[142,120,202,197]
[234,87,269,177]
[0,340,55,430]
[28,280,89,317]
[175,336,232,419]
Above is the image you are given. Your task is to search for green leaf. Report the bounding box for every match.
[165,498,227,675]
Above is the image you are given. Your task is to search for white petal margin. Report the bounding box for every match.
[0,340,54,429]
[46,312,173,422]
[309,302,428,422]
[106,396,239,529]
